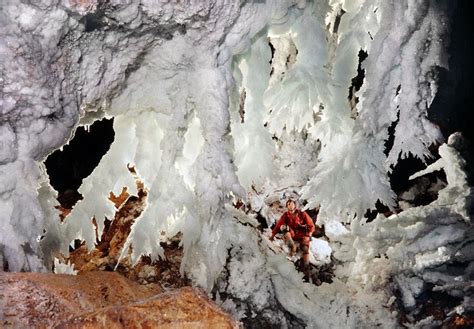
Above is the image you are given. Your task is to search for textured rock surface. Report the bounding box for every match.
[0,271,237,328]
[55,287,239,329]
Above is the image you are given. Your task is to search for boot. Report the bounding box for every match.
[302,263,311,282]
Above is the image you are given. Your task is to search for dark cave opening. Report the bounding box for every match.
[383,0,473,215]
[389,156,431,196]
[44,118,115,208]
[363,153,448,221]
[79,9,107,32]
[428,0,474,183]
[386,152,448,213]
[384,109,399,157]
[348,50,368,102]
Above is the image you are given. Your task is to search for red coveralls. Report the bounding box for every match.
[272,210,315,247]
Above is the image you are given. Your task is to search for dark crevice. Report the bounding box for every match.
[389,153,444,197]
[268,39,275,65]
[389,157,426,195]
[395,84,401,96]
[349,49,368,97]
[384,109,399,156]
[255,212,268,229]
[3,257,8,271]
[45,118,115,208]
[239,88,246,123]
[333,8,346,34]
[79,10,107,32]
[364,200,392,222]
[348,49,368,117]
[268,39,275,76]
[79,3,184,39]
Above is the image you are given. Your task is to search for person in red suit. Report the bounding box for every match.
[270,199,315,267]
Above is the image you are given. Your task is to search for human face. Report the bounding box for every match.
[287,200,296,213]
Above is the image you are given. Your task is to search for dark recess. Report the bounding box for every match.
[45,118,115,208]
[79,10,107,32]
[384,109,399,157]
[428,0,474,182]
[348,49,369,106]
[387,0,473,204]
[333,8,346,34]
[268,40,275,65]
[268,39,275,77]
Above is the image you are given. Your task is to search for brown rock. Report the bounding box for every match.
[55,287,239,329]
[63,173,189,289]
[0,272,237,328]
[109,187,130,210]
[67,170,147,273]
[0,271,161,327]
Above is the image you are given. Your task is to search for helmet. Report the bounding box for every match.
[285,199,296,207]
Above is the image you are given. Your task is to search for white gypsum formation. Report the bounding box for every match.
[1,0,471,327]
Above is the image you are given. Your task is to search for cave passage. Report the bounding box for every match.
[428,0,474,182]
[44,118,115,208]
